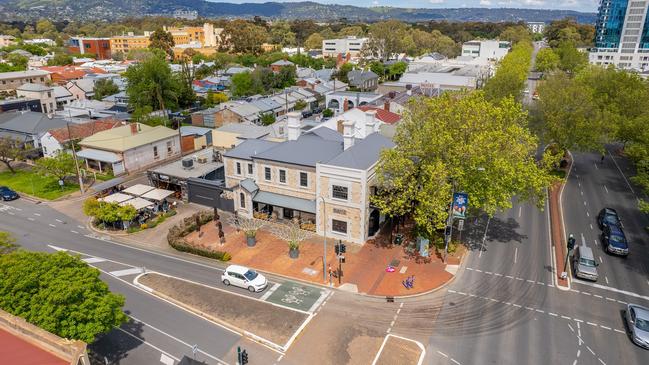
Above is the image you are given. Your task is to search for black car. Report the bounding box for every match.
[602,224,629,256]
[301,110,313,118]
[598,208,622,229]
[0,186,19,201]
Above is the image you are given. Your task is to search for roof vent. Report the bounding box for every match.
[182,158,194,170]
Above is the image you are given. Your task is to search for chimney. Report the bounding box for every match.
[130,123,139,135]
[343,120,355,150]
[383,100,390,111]
[406,84,412,96]
[287,112,301,141]
[364,110,377,138]
[343,98,349,112]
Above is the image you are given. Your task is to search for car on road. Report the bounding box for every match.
[532,91,540,100]
[523,89,530,94]
[602,224,629,256]
[573,246,599,281]
[0,186,19,201]
[221,264,268,292]
[626,304,649,349]
[598,207,622,229]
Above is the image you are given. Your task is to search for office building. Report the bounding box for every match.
[322,37,368,58]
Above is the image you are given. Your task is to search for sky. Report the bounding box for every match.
[215,0,601,13]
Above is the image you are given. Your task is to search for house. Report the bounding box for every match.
[315,107,401,139]
[0,70,51,91]
[39,66,87,85]
[224,66,253,76]
[179,126,213,153]
[77,123,180,175]
[16,83,56,114]
[193,102,262,127]
[347,70,379,91]
[40,119,122,157]
[0,111,68,149]
[270,59,295,73]
[223,112,394,244]
[53,86,75,109]
[325,91,382,114]
[23,38,56,46]
[374,86,437,115]
[65,79,95,100]
[0,98,41,113]
[101,91,129,107]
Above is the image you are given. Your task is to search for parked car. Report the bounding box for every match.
[312,107,323,114]
[602,224,629,256]
[598,207,622,229]
[221,264,268,292]
[301,110,313,118]
[573,246,599,281]
[626,304,649,349]
[0,186,19,201]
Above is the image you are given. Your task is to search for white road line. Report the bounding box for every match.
[586,212,589,217]
[485,271,492,275]
[437,351,448,358]
[71,230,79,234]
[594,162,598,170]
[516,277,523,281]
[572,360,577,365]
[475,269,483,272]
[586,346,595,355]
[606,297,615,302]
[605,276,609,284]
[583,201,587,206]
[115,328,180,363]
[594,295,603,299]
[494,273,502,277]
[390,320,395,327]
[396,308,401,314]
[109,268,143,277]
[77,225,84,229]
[399,303,404,308]
[514,247,517,264]
[599,256,603,264]
[506,275,514,279]
[83,257,106,264]
[594,239,598,247]
[614,329,625,334]
[466,267,473,271]
[577,350,581,357]
[600,326,611,330]
[574,319,584,323]
[513,304,522,308]
[599,358,606,365]
[608,149,638,200]
[604,185,608,194]
[549,312,558,317]
[260,283,281,301]
[527,280,535,283]
[590,224,594,230]
[587,322,597,326]
[518,206,522,218]
[562,316,572,320]
[33,213,40,216]
[581,191,584,196]
[582,292,591,296]
[451,359,460,365]
[55,219,63,223]
[568,324,574,332]
[535,309,545,313]
[48,224,56,227]
[27,217,35,221]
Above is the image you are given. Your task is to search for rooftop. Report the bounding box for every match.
[150,148,222,179]
[254,128,343,167]
[0,111,68,135]
[325,132,394,170]
[223,139,279,161]
[0,69,50,80]
[16,83,52,92]
[79,123,178,152]
[47,119,123,143]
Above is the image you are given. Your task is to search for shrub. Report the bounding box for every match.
[166,210,230,262]
[140,223,148,230]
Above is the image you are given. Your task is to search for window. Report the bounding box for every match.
[332,219,347,234]
[264,167,271,181]
[332,185,348,200]
[236,162,241,175]
[240,192,245,208]
[247,163,253,175]
[300,172,308,187]
[153,146,159,159]
[279,169,286,183]
[166,141,172,154]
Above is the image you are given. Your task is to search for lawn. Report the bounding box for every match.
[0,169,79,200]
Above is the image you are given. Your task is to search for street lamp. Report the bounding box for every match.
[317,195,327,284]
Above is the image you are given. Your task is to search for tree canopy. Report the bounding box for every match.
[0,251,127,343]
[221,20,267,55]
[124,53,179,113]
[484,42,532,103]
[0,136,22,173]
[534,48,560,72]
[93,79,120,101]
[148,29,175,58]
[372,91,555,236]
[0,231,17,255]
[34,152,77,185]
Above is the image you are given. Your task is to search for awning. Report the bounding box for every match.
[90,176,125,193]
[99,192,132,204]
[122,184,155,197]
[253,191,316,214]
[141,188,175,201]
[77,149,122,163]
[120,197,154,210]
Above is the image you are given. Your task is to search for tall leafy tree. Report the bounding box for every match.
[0,136,22,173]
[305,33,324,50]
[499,25,532,45]
[484,42,532,102]
[221,20,267,55]
[93,79,120,100]
[556,41,588,74]
[373,91,554,236]
[270,21,296,47]
[534,48,560,72]
[124,53,179,113]
[0,251,127,343]
[148,29,175,58]
[366,20,410,61]
[34,152,77,185]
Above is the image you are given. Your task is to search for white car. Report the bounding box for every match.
[221,265,268,292]
[523,89,530,94]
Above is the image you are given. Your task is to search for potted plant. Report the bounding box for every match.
[270,219,312,259]
[229,216,266,247]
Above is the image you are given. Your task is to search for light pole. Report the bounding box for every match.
[318,196,327,284]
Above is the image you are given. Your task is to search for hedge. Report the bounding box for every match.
[167,210,231,262]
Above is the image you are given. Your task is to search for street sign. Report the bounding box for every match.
[452,192,468,219]
[457,219,465,232]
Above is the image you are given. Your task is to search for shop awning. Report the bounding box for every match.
[77,149,122,163]
[99,192,132,204]
[253,191,316,214]
[122,184,155,197]
[120,197,154,211]
[141,188,174,201]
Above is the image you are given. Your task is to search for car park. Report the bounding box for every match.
[602,224,629,256]
[626,304,649,349]
[0,186,19,201]
[573,246,599,281]
[598,207,622,229]
[221,264,268,292]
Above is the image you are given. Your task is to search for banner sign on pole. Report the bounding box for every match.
[452,192,468,219]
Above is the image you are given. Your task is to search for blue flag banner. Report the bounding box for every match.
[452,192,468,219]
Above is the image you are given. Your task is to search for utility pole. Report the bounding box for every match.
[318,196,327,284]
[66,122,84,194]
[443,183,455,263]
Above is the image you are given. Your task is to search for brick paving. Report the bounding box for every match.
[185,220,461,297]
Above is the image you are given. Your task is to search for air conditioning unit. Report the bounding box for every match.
[197,156,208,164]
[182,158,194,169]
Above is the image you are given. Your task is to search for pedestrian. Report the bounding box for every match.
[601,154,605,164]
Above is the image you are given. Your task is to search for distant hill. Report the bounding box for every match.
[0,0,597,23]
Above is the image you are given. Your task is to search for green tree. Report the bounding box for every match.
[499,25,532,45]
[429,30,458,58]
[270,21,296,47]
[388,61,407,80]
[148,29,175,58]
[535,48,560,72]
[537,71,609,151]
[5,53,28,70]
[93,79,120,100]
[124,54,179,113]
[338,26,364,38]
[47,53,74,66]
[260,112,276,126]
[0,251,127,343]
[334,62,354,84]
[0,231,18,255]
[230,72,259,97]
[35,19,57,35]
[366,20,410,61]
[305,33,324,50]
[369,61,385,79]
[372,91,554,236]
[484,42,532,102]
[221,20,267,55]
[290,20,319,51]
[0,136,22,173]
[556,42,588,74]
[322,108,334,118]
[34,152,77,185]
[294,100,307,111]
[83,197,137,226]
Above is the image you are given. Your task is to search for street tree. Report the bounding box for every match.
[148,29,175,58]
[499,25,532,45]
[34,152,77,185]
[484,42,532,102]
[0,251,127,343]
[537,71,608,151]
[372,91,554,236]
[124,53,179,114]
[556,41,588,74]
[93,79,120,100]
[366,20,410,61]
[0,231,18,255]
[0,136,22,173]
[534,48,560,72]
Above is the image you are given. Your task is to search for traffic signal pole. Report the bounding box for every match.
[562,234,576,279]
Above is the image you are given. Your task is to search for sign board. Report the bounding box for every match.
[452,192,468,219]
[457,219,465,232]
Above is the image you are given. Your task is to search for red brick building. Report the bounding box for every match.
[67,37,111,60]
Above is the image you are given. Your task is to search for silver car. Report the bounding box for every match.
[626,304,649,349]
[573,246,599,281]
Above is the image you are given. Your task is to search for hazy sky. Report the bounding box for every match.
[214,0,601,13]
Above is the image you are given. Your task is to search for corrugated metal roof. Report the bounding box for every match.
[253,191,315,213]
[223,139,279,160]
[77,148,122,163]
[325,132,394,170]
[79,124,178,152]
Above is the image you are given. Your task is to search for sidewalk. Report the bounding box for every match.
[184,220,462,297]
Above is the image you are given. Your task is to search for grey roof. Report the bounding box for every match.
[16,83,52,92]
[225,66,252,75]
[53,86,73,98]
[217,122,272,140]
[253,191,315,214]
[0,111,68,135]
[76,148,122,163]
[271,60,294,66]
[314,68,335,81]
[223,139,279,160]
[0,69,49,80]
[347,70,378,85]
[150,149,222,179]
[180,126,212,137]
[240,178,258,194]
[68,79,95,93]
[250,98,280,113]
[254,128,343,167]
[325,132,394,170]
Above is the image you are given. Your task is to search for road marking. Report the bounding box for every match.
[581,190,584,196]
[260,283,281,301]
[586,346,595,355]
[574,319,584,323]
[535,309,545,313]
[390,320,395,327]
[27,217,35,221]
[583,201,587,206]
[47,245,67,252]
[527,280,535,283]
[594,162,598,170]
[475,269,482,272]
[82,257,106,264]
[605,297,615,302]
[160,353,176,365]
[604,185,608,194]
[549,312,558,317]
[514,247,517,264]
[518,206,522,218]
[485,271,492,275]
[608,149,638,201]
[599,358,606,365]
[48,224,56,227]
[466,267,473,271]
[614,329,625,334]
[594,239,598,247]
[77,225,84,229]
[605,276,609,284]
[577,349,581,357]
[115,327,180,363]
[600,325,611,330]
[437,351,448,358]
[479,215,491,259]
[586,322,597,327]
[33,213,40,216]
[599,256,603,264]
[582,292,591,296]
[516,277,523,281]
[594,294,603,299]
[590,224,594,230]
[562,316,572,320]
[586,212,589,217]
[55,219,63,223]
[109,268,143,277]
[451,359,460,365]
[494,273,502,277]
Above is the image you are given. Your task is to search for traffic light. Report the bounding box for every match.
[567,235,576,250]
[445,226,451,236]
[335,243,340,255]
[241,349,249,365]
[340,243,346,254]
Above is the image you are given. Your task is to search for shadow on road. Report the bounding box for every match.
[88,315,144,365]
